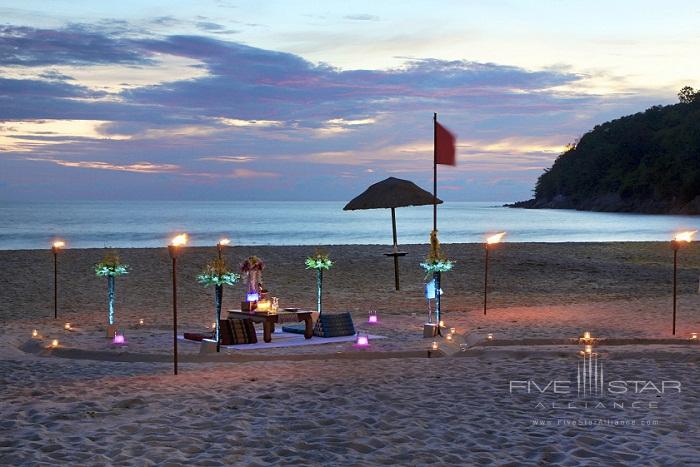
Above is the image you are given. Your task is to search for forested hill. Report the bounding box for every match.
[510,87,700,214]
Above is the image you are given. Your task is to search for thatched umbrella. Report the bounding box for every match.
[344,177,442,290]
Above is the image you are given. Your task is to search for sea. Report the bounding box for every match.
[1,201,699,250]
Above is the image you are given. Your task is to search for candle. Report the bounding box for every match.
[584,344,593,354]
[431,341,439,350]
[113,334,125,345]
[691,332,698,340]
[449,327,456,334]
[32,329,38,338]
[446,333,453,341]
[138,318,144,326]
[211,322,217,330]
[64,322,71,330]
[438,320,445,328]
[368,312,378,324]
[583,331,591,339]
[51,339,59,348]
[487,333,494,340]
[355,334,369,346]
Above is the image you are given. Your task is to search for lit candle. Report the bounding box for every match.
[691,332,698,340]
[446,333,453,341]
[138,318,144,326]
[584,344,593,354]
[51,339,59,348]
[211,322,217,330]
[355,334,369,346]
[32,329,38,338]
[583,331,591,340]
[431,341,439,350]
[64,322,71,330]
[487,333,494,340]
[438,320,445,328]
[113,334,125,345]
[449,327,456,334]
[368,312,378,324]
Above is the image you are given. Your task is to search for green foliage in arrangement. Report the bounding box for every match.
[197,258,240,287]
[420,230,454,276]
[532,86,700,211]
[95,250,129,277]
[305,251,333,270]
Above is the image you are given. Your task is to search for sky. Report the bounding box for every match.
[0,0,698,202]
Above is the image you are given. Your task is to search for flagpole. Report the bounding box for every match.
[433,112,437,232]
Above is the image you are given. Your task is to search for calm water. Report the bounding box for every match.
[1,201,699,250]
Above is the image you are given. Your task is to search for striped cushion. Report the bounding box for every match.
[313,313,355,338]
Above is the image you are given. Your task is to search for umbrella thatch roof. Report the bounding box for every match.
[343,177,442,210]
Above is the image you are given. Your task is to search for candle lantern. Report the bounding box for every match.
[368,310,378,324]
[168,233,188,375]
[50,339,59,348]
[32,329,39,338]
[690,332,698,340]
[355,333,370,347]
[51,240,65,319]
[138,318,144,326]
[112,333,126,345]
[487,333,494,340]
[483,232,506,315]
[431,341,439,350]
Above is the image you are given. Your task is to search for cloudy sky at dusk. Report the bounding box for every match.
[1,0,698,201]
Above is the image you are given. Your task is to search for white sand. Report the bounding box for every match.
[1,244,700,464]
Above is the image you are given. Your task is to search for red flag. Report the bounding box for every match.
[435,121,456,166]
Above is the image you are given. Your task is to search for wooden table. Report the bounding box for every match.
[228,310,314,343]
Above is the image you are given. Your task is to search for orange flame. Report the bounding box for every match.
[674,230,697,242]
[218,238,231,246]
[52,240,65,248]
[486,232,506,244]
[171,233,188,246]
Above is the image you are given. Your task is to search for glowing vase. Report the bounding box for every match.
[214,284,223,352]
[317,269,323,315]
[107,275,116,326]
[433,271,442,326]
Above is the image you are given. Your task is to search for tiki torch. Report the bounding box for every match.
[51,240,65,319]
[671,230,696,335]
[168,233,188,375]
[483,232,505,316]
[217,238,230,261]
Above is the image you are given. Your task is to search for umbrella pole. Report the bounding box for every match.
[391,208,400,290]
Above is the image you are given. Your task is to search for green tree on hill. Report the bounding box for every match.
[525,86,700,214]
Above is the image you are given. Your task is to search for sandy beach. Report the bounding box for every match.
[1,242,699,465]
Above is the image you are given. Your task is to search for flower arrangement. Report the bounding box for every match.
[94,249,128,326]
[198,257,240,352]
[241,255,265,295]
[197,258,240,287]
[95,251,129,277]
[240,256,265,273]
[420,230,454,276]
[305,251,333,270]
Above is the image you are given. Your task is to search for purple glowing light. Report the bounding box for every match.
[368,314,378,324]
[355,335,369,346]
[113,334,125,345]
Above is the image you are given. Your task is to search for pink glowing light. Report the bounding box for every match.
[368,313,378,324]
[113,334,126,345]
[355,334,369,347]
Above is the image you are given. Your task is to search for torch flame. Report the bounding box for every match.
[171,233,188,246]
[52,240,65,248]
[674,230,697,242]
[486,232,506,245]
[218,238,230,246]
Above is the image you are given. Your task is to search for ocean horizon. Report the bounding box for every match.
[1,200,699,250]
